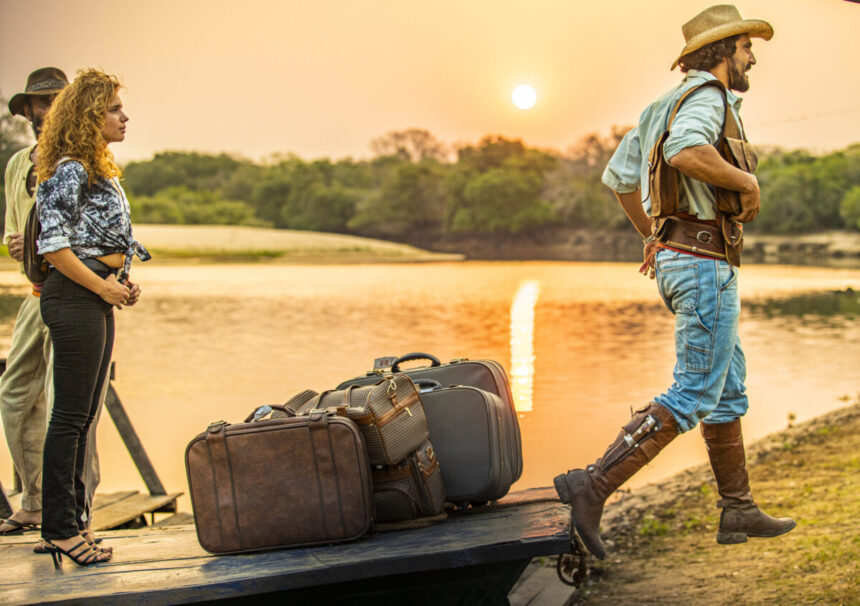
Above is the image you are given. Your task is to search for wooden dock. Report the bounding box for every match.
[0,488,572,605]
[0,359,183,532]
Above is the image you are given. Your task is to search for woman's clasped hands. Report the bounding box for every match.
[100,274,141,308]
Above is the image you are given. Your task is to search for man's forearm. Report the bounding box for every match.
[668,145,756,193]
[614,190,652,239]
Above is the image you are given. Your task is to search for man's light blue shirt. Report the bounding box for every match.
[601,70,744,220]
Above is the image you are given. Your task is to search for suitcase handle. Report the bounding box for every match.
[392,352,441,373]
[414,379,442,393]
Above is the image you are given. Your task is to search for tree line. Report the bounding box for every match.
[118,131,860,238]
[2,103,859,241]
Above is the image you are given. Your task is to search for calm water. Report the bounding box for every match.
[0,261,857,511]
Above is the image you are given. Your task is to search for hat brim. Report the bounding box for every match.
[8,88,65,117]
[671,19,773,70]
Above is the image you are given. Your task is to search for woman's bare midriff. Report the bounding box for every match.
[96,253,125,268]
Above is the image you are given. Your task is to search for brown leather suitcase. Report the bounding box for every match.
[185,411,373,554]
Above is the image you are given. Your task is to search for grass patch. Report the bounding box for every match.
[571,401,860,605]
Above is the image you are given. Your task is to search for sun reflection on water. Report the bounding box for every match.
[510,280,540,413]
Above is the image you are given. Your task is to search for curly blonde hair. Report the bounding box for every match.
[37,69,123,184]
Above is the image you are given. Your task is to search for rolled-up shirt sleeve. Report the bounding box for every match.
[663,86,725,161]
[37,161,86,254]
[601,126,641,194]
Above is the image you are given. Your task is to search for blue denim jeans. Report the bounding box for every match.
[652,249,748,433]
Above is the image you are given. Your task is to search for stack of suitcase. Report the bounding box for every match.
[185,353,523,554]
[338,353,523,507]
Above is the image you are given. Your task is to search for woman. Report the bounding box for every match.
[36,69,149,568]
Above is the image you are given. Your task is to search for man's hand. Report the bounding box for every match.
[736,174,760,223]
[638,240,660,279]
[669,145,762,223]
[7,234,24,262]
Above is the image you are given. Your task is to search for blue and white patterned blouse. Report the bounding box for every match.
[36,160,150,275]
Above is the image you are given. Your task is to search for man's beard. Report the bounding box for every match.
[729,61,750,93]
[31,115,43,138]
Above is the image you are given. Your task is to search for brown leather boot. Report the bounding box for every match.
[701,419,796,544]
[554,402,679,559]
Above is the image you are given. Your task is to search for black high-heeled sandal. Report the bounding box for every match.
[45,539,112,569]
[82,530,113,553]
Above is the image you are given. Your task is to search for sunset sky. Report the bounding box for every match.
[2,0,858,164]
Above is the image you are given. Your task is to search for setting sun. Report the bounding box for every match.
[512,84,537,110]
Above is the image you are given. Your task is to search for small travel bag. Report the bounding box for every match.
[372,439,445,522]
[185,411,373,554]
[338,353,523,485]
[418,383,518,505]
[310,375,429,466]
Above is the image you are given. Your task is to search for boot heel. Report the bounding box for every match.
[553,474,572,504]
[716,530,748,544]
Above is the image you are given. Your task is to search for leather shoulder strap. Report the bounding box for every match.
[666,80,730,144]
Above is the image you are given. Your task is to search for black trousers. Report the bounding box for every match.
[40,266,115,540]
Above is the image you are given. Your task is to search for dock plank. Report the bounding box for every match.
[91,490,139,511]
[0,494,570,605]
[91,492,183,531]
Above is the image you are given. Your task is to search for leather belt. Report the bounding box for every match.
[658,215,726,259]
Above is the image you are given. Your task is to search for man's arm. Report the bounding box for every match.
[614,189,652,239]
[613,188,660,279]
[668,145,760,222]
[4,154,24,260]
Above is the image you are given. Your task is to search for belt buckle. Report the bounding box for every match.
[696,230,713,244]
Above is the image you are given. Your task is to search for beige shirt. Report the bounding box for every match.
[4,144,37,273]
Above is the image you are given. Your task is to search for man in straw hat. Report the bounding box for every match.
[553,5,795,560]
[1,68,105,538]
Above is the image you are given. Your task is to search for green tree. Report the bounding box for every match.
[445,136,558,234]
[544,127,631,230]
[450,168,555,234]
[349,159,447,237]
[129,187,261,226]
[370,129,449,163]
[840,185,860,230]
[122,152,245,197]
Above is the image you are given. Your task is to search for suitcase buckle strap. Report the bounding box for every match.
[207,420,226,434]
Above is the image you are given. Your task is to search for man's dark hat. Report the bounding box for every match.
[8,67,70,117]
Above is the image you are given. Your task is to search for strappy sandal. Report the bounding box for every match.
[35,531,112,554]
[0,518,40,535]
[82,529,113,553]
[45,539,112,569]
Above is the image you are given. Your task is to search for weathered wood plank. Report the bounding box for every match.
[91,490,139,511]
[0,496,570,605]
[91,492,183,531]
[152,512,195,527]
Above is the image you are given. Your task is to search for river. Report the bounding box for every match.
[0,261,857,511]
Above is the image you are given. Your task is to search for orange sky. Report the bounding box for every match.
[2,0,858,163]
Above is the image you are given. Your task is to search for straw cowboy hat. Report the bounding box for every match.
[8,67,70,116]
[672,5,773,70]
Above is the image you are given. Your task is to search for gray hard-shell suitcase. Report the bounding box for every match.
[417,384,517,505]
[337,353,523,501]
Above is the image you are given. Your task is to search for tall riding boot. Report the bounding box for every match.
[554,402,679,559]
[701,419,796,544]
